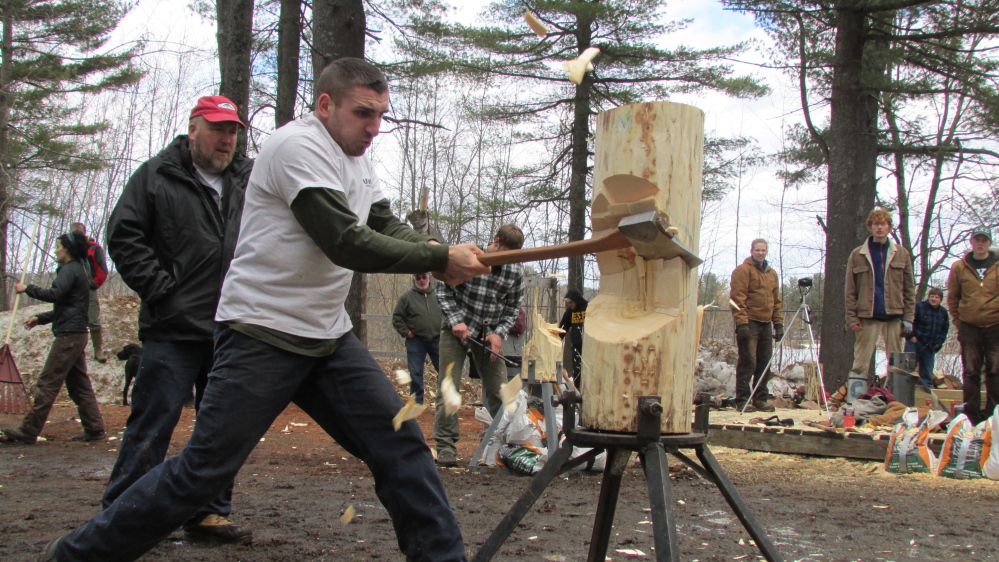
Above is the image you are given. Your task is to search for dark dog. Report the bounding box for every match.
[117,344,142,406]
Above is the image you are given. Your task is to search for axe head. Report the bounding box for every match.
[616,211,703,266]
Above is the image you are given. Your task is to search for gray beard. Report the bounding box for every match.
[191,145,232,173]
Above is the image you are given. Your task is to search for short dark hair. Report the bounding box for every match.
[927,287,944,298]
[495,224,524,250]
[70,222,86,235]
[314,58,388,106]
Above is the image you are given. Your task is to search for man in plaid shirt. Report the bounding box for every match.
[433,224,525,466]
[905,287,950,388]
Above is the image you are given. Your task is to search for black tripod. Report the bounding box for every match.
[472,394,784,562]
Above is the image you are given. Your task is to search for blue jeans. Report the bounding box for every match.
[405,336,439,404]
[904,340,937,388]
[101,340,229,522]
[59,328,466,562]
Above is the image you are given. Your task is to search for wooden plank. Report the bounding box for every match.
[707,425,888,460]
[707,424,945,461]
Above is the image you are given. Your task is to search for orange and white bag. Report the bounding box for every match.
[884,408,948,474]
[937,414,991,479]
[981,407,999,480]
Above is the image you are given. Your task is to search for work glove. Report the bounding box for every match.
[899,321,914,339]
[773,324,784,342]
[736,323,750,339]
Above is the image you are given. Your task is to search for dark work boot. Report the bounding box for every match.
[91,328,106,363]
[753,397,776,412]
[3,427,37,444]
[70,430,106,442]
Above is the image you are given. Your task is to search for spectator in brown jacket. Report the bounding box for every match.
[947,228,999,424]
[730,238,783,412]
[845,208,915,384]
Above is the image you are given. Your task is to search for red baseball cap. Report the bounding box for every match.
[190,95,245,125]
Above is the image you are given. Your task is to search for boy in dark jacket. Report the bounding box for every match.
[558,288,588,389]
[392,272,441,403]
[904,287,949,388]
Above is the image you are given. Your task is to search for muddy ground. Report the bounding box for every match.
[2,398,997,562]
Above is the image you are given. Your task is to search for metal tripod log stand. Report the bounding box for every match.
[472,395,784,562]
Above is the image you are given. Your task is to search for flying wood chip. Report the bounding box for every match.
[524,10,548,37]
[562,47,600,84]
[393,394,426,431]
[500,374,523,415]
[394,369,411,385]
[441,365,462,415]
[340,505,356,524]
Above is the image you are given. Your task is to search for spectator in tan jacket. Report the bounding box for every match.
[947,228,999,424]
[845,208,915,385]
[730,238,783,412]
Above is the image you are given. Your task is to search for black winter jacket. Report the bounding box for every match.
[558,288,588,350]
[26,260,91,335]
[108,135,253,342]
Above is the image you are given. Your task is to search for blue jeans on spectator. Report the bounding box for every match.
[405,336,439,404]
[904,340,936,388]
[59,327,466,562]
[101,340,230,523]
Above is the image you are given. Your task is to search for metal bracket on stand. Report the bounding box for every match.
[472,398,784,562]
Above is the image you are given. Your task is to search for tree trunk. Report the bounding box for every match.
[583,102,703,433]
[276,0,301,128]
[344,271,367,346]
[566,19,593,293]
[311,0,365,80]
[312,0,366,342]
[216,0,254,154]
[819,1,880,392]
[0,11,13,309]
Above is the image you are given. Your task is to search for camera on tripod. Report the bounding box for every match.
[797,277,812,295]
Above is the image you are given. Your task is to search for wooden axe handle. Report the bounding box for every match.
[478,229,630,267]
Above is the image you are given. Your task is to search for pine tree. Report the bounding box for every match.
[398,0,768,290]
[0,0,141,305]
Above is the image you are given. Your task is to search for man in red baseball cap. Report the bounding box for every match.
[96,94,255,545]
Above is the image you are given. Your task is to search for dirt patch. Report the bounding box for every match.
[2,398,998,561]
[1,298,997,560]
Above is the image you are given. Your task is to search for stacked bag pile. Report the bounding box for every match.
[885,405,999,479]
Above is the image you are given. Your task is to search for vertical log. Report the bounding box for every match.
[582,102,703,434]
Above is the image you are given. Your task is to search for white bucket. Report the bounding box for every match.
[847,371,868,404]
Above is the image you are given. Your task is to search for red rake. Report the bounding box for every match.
[1,219,41,415]
[0,344,30,414]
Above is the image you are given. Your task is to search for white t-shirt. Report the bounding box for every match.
[216,114,385,339]
[193,163,224,199]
